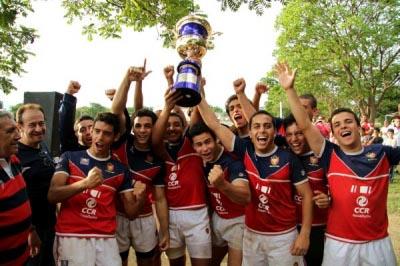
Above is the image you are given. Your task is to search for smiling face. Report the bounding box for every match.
[249,113,276,153]
[285,122,309,155]
[166,115,183,143]
[228,99,247,130]
[192,132,220,163]
[133,116,153,148]
[330,111,362,152]
[18,109,46,148]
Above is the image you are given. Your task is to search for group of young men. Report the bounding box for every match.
[0,61,399,266]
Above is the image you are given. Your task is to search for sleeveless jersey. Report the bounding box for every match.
[204,149,247,219]
[234,137,307,234]
[55,150,132,237]
[319,141,400,243]
[164,137,207,209]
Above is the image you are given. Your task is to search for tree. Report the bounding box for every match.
[0,0,37,94]
[76,103,109,119]
[274,0,400,122]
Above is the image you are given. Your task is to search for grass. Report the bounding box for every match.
[388,172,400,263]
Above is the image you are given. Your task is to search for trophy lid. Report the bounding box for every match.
[175,14,212,38]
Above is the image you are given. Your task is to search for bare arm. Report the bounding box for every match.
[291,181,313,256]
[197,97,236,151]
[154,186,170,251]
[48,167,103,204]
[208,165,250,205]
[252,82,269,111]
[233,78,257,122]
[276,62,325,156]
[151,88,183,160]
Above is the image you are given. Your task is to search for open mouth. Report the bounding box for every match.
[95,142,105,149]
[234,114,243,122]
[340,131,351,138]
[257,136,268,145]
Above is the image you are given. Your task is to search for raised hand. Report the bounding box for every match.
[163,65,175,80]
[127,59,152,82]
[105,88,116,101]
[255,82,269,95]
[164,86,183,111]
[85,167,103,189]
[233,78,246,94]
[275,62,297,90]
[208,165,226,188]
[66,80,81,95]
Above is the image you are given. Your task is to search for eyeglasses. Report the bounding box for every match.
[38,151,55,167]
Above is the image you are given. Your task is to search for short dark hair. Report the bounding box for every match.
[387,128,395,134]
[169,112,185,127]
[188,122,216,142]
[299,94,317,109]
[248,110,276,130]
[74,115,94,131]
[329,108,360,128]
[132,109,158,125]
[225,94,238,115]
[94,112,120,134]
[283,113,297,130]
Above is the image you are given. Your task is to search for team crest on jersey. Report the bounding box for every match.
[80,158,89,165]
[366,152,377,161]
[106,162,115,173]
[270,155,280,167]
[309,155,319,165]
[145,153,154,164]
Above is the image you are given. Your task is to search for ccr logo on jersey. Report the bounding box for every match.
[81,197,98,218]
[167,172,180,189]
[353,195,371,218]
[258,194,270,213]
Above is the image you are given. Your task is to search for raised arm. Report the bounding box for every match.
[133,59,151,112]
[276,62,325,156]
[151,88,183,160]
[197,97,235,151]
[59,81,80,153]
[233,78,257,122]
[252,82,269,111]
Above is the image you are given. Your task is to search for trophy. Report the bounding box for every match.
[173,14,212,107]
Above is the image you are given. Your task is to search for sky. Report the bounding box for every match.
[2,1,282,110]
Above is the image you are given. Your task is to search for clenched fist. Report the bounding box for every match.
[133,180,146,200]
[67,81,81,95]
[85,167,103,189]
[208,165,226,188]
[233,78,246,94]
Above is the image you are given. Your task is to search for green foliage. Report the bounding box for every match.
[274,0,400,122]
[0,0,37,94]
[262,74,290,117]
[62,0,200,48]
[218,0,285,15]
[76,103,109,119]
[9,103,23,117]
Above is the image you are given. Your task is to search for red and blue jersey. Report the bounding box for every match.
[204,148,248,219]
[54,150,132,238]
[319,141,400,243]
[295,151,328,226]
[164,137,207,210]
[233,137,307,234]
[0,155,31,266]
[112,133,164,217]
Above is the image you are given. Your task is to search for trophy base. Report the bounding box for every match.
[173,87,201,107]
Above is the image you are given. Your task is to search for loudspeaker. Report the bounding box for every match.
[24,91,63,157]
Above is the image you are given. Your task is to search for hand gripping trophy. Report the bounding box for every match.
[173,14,212,107]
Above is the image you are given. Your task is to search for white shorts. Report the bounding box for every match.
[166,207,212,259]
[116,214,158,253]
[211,213,244,250]
[322,236,397,266]
[242,228,304,266]
[53,236,121,266]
